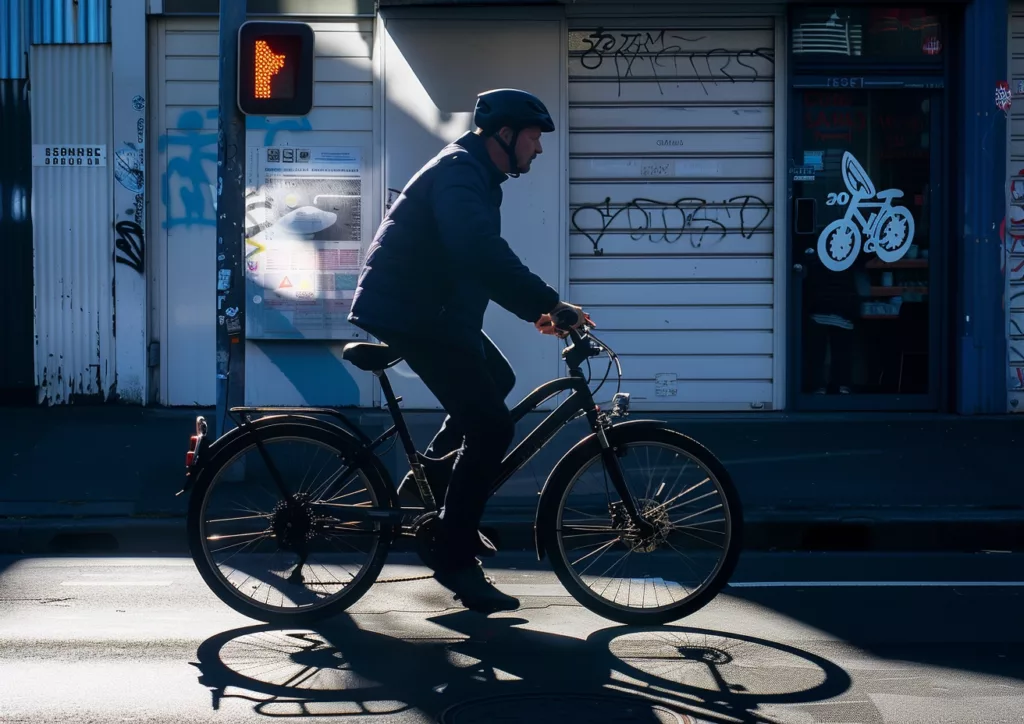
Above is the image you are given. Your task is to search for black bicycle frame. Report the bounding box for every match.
[222,333,643,528]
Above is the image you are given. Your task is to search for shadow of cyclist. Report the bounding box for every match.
[191,609,853,722]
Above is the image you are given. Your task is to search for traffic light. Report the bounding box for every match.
[237,21,314,116]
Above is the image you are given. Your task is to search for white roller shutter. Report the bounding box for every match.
[568,17,780,411]
[1008,4,1024,411]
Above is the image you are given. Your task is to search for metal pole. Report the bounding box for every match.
[214,1,247,438]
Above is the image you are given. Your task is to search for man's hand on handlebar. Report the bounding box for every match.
[535,301,594,339]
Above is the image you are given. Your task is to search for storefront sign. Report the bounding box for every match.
[32,144,107,167]
[825,76,864,89]
[244,146,366,340]
[816,151,915,272]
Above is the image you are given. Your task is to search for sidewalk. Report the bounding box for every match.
[1,404,1021,554]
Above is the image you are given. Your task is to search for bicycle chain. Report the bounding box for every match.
[375,573,433,584]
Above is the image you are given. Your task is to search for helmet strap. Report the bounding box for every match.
[493,128,522,178]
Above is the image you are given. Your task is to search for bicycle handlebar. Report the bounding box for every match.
[552,307,585,336]
[549,305,623,400]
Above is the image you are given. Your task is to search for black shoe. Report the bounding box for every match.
[434,562,520,614]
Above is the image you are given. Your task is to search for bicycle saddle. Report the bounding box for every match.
[342,342,403,372]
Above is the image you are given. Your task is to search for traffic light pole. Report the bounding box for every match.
[214,2,247,438]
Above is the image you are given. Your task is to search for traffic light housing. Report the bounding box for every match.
[237,21,314,116]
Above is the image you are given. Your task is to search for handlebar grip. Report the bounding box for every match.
[553,307,581,330]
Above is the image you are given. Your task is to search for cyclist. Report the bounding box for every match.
[348,88,592,613]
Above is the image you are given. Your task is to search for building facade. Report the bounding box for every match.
[0,0,1018,414]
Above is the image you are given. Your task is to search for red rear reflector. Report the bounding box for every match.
[186,451,195,466]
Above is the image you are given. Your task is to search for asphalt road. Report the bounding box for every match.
[0,551,1021,723]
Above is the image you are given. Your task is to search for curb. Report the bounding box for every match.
[2,511,1022,555]
[0,518,188,556]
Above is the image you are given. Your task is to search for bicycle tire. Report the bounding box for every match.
[537,423,743,626]
[186,417,396,626]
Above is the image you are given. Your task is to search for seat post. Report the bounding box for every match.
[375,369,419,463]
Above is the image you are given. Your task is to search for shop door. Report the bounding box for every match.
[789,84,944,409]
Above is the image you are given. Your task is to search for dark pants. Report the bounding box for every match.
[363,326,517,565]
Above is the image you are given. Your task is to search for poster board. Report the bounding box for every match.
[243,146,368,340]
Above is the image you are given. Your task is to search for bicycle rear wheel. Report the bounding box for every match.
[537,424,743,626]
[186,418,395,626]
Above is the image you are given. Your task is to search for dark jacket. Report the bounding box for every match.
[348,131,560,351]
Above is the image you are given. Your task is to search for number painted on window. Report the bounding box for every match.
[825,192,850,206]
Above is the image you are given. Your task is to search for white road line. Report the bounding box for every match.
[60,581,174,587]
[728,581,1024,588]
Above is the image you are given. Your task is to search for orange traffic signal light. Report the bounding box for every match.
[237,21,314,116]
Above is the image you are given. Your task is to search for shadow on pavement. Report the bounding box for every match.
[726,586,1024,685]
[192,613,853,723]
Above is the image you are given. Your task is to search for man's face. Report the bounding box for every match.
[499,126,544,173]
[515,126,544,172]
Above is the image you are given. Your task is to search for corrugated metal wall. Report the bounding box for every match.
[1007,3,1024,412]
[0,80,35,403]
[30,44,115,404]
[1,0,29,79]
[31,0,109,44]
[566,16,778,410]
[3,0,109,77]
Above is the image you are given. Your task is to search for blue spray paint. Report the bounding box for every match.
[159,109,218,228]
[159,109,313,228]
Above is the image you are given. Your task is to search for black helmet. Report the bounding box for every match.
[473,88,555,134]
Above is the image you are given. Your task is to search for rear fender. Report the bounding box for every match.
[177,414,385,499]
[533,418,670,561]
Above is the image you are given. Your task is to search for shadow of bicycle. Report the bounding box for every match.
[191,610,854,723]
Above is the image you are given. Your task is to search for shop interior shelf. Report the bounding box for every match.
[865,258,929,269]
[869,286,929,296]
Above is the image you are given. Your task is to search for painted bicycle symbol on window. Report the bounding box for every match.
[817,151,916,272]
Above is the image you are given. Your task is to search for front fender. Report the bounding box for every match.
[533,417,671,561]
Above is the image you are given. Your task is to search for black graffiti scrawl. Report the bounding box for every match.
[114,220,145,274]
[572,195,771,255]
[575,28,775,97]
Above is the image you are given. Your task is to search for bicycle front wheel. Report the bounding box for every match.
[537,424,743,626]
[186,419,395,626]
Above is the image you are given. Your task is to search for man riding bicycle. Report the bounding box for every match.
[348,88,592,613]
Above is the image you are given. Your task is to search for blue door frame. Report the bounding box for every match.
[958,0,1009,414]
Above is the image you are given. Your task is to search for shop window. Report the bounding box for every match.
[793,88,934,396]
[791,6,944,61]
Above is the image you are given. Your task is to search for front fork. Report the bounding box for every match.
[586,395,657,539]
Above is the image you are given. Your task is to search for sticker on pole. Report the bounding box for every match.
[996,81,1012,114]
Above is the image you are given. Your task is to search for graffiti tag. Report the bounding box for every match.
[571,194,771,255]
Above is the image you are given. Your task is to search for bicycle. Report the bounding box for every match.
[179,310,743,626]
[817,150,916,272]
